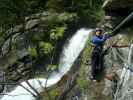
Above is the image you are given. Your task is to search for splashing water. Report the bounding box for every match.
[1,28,92,100]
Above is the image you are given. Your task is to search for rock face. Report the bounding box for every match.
[102,0,133,98]
[103,0,133,11]
[112,43,133,100]
[0,11,79,94]
[25,19,39,30]
[103,0,133,16]
[103,33,133,99]
[62,1,133,100]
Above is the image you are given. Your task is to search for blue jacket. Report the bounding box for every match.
[92,34,108,47]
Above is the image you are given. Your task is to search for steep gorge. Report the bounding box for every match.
[0,0,133,100]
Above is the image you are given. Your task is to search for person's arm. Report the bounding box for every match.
[92,36,106,44]
[104,32,112,39]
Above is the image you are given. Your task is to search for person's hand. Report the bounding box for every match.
[104,31,112,39]
[106,31,114,37]
[103,34,109,40]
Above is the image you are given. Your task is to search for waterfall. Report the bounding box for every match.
[1,28,92,100]
[114,44,133,100]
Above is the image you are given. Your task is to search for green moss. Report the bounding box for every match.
[28,46,37,58]
[41,87,60,100]
[77,66,89,91]
[49,87,60,99]
[77,43,92,92]
[50,26,66,40]
[81,43,92,64]
[39,42,54,55]
[47,64,58,71]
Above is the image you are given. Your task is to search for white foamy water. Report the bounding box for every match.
[1,28,92,100]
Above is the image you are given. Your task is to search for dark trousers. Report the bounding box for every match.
[91,46,104,80]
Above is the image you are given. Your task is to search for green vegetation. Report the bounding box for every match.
[1,0,133,100]
[28,46,38,58]
[50,27,66,40]
[77,44,92,91]
[71,0,105,24]
[0,0,106,97]
[0,0,104,31]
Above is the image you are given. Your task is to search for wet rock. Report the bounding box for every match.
[103,0,133,11]
[25,11,49,21]
[5,25,23,36]
[25,19,39,30]
[103,79,113,96]
[103,1,133,24]
[2,39,11,55]
[0,71,5,93]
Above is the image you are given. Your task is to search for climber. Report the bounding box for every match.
[90,28,110,82]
